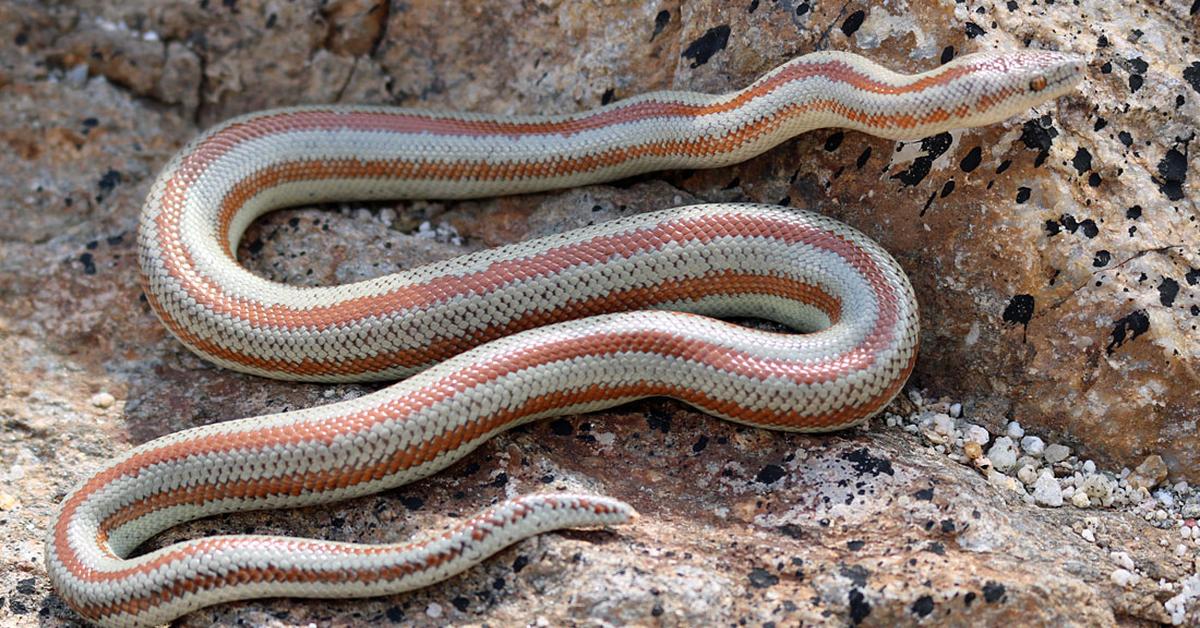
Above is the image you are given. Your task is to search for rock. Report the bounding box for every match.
[1020,436,1045,457]
[1080,474,1116,507]
[1128,455,1169,491]
[1033,475,1064,507]
[1,1,1198,627]
[1110,568,1139,588]
[1044,444,1072,464]
[963,441,983,461]
[987,437,1020,473]
[963,424,990,445]
[1017,465,1040,486]
[89,392,115,408]
[932,413,956,437]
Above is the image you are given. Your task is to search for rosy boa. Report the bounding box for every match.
[46,49,1083,626]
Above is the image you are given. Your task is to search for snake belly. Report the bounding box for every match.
[46,49,1083,627]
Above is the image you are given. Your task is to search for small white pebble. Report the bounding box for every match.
[90,392,115,408]
[1111,551,1135,570]
[1072,491,1091,508]
[987,437,1019,472]
[1020,436,1045,457]
[1110,568,1137,587]
[426,603,443,618]
[907,389,923,406]
[1017,465,1040,486]
[1044,444,1071,464]
[1083,460,1097,474]
[1033,474,1064,507]
[932,413,956,436]
[1006,421,1025,439]
[949,402,962,418]
[1176,544,1188,557]
[963,425,990,445]
[1082,528,1096,543]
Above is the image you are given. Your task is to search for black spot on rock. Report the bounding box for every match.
[941,46,955,64]
[856,146,872,169]
[451,596,470,612]
[1106,310,1150,354]
[848,588,872,624]
[911,595,935,617]
[1003,294,1034,327]
[824,132,844,151]
[749,568,779,588]
[960,146,981,172]
[1160,278,1180,306]
[513,555,529,572]
[401,496,424,510]
[841,10,865,37]
[983,581,1007,603]
[1079,219,1098,238]
[1020,117,1058,167]
[1015,186,1031,204]
[891,133,952,186]
[914,487,934,500]
[386,606,405,622]
[692,435,709,453]
[964,21,986,38]
[1155,146,1188,201]
[1093,250,1111,267]
[651,10,671,40]
[1071,147,1092,173]
[1186,268,1200,286]
[795,2,810,16]
[79,252,96,275]
[756,464,787,484]
[842,448,894,476]
[1185,62,1200,95]
[1118,131,1133,147]
[682,25,730,68]
[601,88,615,105]
[1126,205,1142,219]
[646,409,671,433]
[97,168,122,198]
[847,539,865,551]
[1129,74,1144,92]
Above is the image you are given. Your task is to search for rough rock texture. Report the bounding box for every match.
[1,0,1198,626]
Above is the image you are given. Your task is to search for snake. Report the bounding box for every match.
[45,49,1083,626]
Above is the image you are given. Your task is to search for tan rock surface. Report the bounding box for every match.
[1,0,1198,626]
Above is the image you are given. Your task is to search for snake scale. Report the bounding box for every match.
[45,49,1083,626]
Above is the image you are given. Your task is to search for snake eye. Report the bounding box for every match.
[1029,76,1048,91]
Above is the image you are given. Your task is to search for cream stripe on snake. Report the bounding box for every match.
[46,50,1083,626]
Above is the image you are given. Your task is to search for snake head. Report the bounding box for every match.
[949,49,1085,128]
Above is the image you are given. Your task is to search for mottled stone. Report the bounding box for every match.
[1,1,1198,626]
[1129,455,1170,491]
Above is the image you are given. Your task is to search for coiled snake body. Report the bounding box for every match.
[46,49,1083,626]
